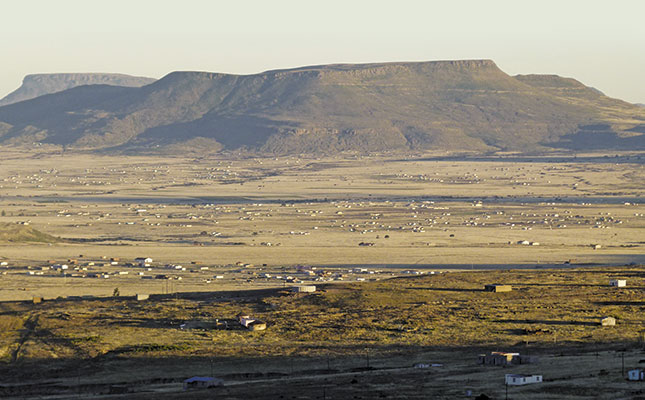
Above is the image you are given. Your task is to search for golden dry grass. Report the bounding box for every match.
[0,149,643,398]
[1,266,644,399]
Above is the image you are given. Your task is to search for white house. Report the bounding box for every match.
[239,315,255,328]
[609,279,626,287]
[628,369,645,381]
[134,257,153,267]
[292,285,316,293]
[238,315,266,331]
[505,374,542,385]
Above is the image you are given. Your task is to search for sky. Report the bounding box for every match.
[1,0,644,103]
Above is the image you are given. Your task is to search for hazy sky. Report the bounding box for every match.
[1,0,644,103]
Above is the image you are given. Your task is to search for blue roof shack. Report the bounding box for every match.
[183,377,224,390]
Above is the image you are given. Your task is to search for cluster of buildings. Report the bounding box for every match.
[478,352,538,366]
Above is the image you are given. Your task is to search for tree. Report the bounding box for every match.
[112,288,120,297]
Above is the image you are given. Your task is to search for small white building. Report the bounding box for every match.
[505,374,542,385]
[609,279,626,287]
[134,257,153,267]
[600,316,616,326]
[292,285,316,293]
[238,315,266,331]
[628,369,645,381]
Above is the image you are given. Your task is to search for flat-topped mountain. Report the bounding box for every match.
[0,60,642,154]
[0,73,156,106]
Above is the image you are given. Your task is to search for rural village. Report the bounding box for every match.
[0,150,642,398]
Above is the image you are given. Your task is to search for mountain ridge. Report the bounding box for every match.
[0,73,156,106]
[0,60,643,154]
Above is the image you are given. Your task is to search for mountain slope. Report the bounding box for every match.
[0,73,156,106]
[0,61,642,154]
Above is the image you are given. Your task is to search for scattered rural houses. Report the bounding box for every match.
[239,315,267,331]
[484,284,512,293]
[183,377,224,390]
[628,369,645,381]
[505,374,542,385]
[600,316,616,326]
[136,294,149,301]
[478,352,538,366]
[610,279,626,287]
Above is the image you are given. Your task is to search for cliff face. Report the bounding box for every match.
[0,61,642,154]
[0,73,156,106]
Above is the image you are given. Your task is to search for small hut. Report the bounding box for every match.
[292,285,316,293]
[505,374,542,385]
[600,316,616,326]
[628,369,645,381]
[484,284,512,293]
[239,315,267,331]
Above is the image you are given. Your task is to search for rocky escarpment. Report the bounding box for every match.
[0,60,642,154]
[0,73,156,106]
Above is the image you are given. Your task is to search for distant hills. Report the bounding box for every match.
[0,73,156,106]
[0,60,642,154]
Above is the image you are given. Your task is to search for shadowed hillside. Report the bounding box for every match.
[0,61,643,154]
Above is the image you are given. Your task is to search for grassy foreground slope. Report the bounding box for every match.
[0,265,643,399]
[1,265,643,365]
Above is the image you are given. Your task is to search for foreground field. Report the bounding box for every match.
[1,265,644,399]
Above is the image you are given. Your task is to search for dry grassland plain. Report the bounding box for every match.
[0,148,643,399]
